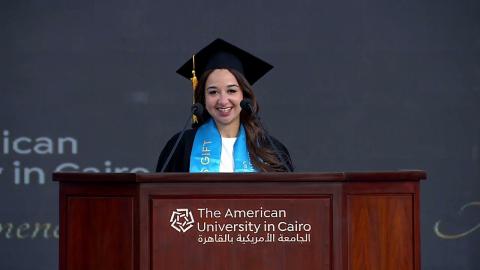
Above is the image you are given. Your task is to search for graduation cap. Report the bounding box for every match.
[176,38,273,86]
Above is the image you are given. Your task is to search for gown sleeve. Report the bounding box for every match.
[269,136,295,172]
[155,130,196,172]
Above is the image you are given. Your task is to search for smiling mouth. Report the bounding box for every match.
[217,107,232,112]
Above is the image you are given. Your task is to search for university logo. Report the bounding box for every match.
[170,208,195,232]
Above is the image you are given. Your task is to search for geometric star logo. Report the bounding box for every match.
[170,208,195,233]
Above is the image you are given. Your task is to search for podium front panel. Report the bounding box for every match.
[65,196,134,270]
[151,196,332,270]
[347,194,415,270]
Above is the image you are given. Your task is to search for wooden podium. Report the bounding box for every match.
[54,171,426,270]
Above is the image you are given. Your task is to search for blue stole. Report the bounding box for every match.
[190,119,257,172]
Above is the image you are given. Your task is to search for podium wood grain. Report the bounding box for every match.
[55,171,425,270]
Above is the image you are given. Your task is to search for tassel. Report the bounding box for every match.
[191,55,198,124]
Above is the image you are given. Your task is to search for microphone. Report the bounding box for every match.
[240,99,292,172]
[160,103,204,172]
[191,103,204,116]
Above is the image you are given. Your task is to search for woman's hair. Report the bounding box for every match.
[194,68,286,172]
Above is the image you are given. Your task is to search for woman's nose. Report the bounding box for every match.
[217,93,229,104]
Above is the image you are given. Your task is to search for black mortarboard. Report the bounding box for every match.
[176,38,273,85]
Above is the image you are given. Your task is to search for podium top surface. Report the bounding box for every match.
[53,170,426,183]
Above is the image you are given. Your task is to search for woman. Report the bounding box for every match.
[156,39,293,172]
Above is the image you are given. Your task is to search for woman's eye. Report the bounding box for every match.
[208,90,218,95]
[227,89,237,94]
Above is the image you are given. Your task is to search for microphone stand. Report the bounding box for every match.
[160,104,202,173]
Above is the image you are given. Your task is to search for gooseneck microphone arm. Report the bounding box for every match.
[160,103,204,173]
[240,99,292,172]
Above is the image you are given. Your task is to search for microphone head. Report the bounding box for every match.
[191,103,204,116]
[240,99,254,114]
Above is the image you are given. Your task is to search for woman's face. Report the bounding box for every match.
[204,69,244,130]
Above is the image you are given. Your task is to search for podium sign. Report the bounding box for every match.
[54,171,426,270]
[153,197,330,269]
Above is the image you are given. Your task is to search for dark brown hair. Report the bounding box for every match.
[194,68,286,172]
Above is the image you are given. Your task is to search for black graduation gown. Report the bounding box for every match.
[155,129,294,172]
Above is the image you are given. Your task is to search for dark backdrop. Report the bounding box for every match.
[1,0,479,269]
